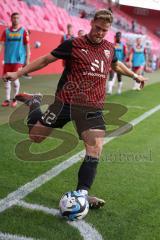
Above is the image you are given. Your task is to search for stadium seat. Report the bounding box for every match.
[0,0,159,53]
[0,10,10,24]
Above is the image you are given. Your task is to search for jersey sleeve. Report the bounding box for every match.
[51,40,72,60]
[0,30,6,42]
[23,29,30,45]
[112,49,118,63]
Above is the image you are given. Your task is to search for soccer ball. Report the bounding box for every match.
[59,191,89,221]
[34,41,41,48]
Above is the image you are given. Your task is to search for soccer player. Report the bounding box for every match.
[129,37,147,90]
[4,9,147,208]
[61,24,74,67]
[78,29,85,37]
[0,12,30,107]
[62,24,74,42]
[107,31,127,95]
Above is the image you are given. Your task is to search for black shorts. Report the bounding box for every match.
[39,99,106,139]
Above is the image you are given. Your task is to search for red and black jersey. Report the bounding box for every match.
[51,35,117,109]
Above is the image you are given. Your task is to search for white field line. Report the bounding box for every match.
[126,105,146,109]
[0,232,39,240]
[17,200,102,240]
[0,104,160,214]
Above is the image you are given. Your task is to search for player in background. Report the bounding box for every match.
[129,37,147,90]
[61,24,74,67]
[4,10,147,208]
[78,29,85,37]
[23,29,32,79]
[62,23,74,42]
[0,12,30,107]
[107,31,127,95]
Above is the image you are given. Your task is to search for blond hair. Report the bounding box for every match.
[93,9,113,24]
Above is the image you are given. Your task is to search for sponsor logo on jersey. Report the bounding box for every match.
[9,33,21,37]
[91,59,104,73]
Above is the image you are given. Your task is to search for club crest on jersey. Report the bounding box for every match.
[104,50,110,58]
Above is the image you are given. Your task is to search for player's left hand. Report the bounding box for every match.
[135,75,148,89]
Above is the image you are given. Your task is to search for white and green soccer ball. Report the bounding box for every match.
[59,191,89,221]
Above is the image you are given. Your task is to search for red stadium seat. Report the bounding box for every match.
[0,0,159,54]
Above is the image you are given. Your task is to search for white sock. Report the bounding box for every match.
[137,82,141,89]
[13,79,20,98]
[107,81,113,93]
[133,81,141,90]
[5,81,11,101]
[112,72,117,86]
[118,82,123,94]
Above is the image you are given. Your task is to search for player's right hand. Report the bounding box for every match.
[136,80,145,89]
[135,75,148,89]
[3,72,18,82]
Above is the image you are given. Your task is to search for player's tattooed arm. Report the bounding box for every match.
[111,60,134,78]
[111,60,148,84]
[3,54,58,81]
